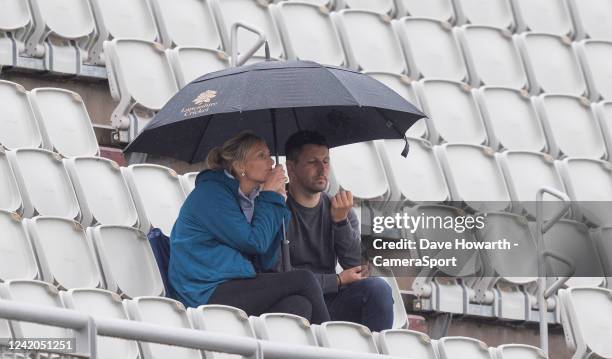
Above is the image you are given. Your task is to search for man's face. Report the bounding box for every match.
[287,144,330,194]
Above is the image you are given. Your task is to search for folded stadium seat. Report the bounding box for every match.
[270,1,346,67]
[6,148,81,220]
[394,17,468,83]
[395,0,456,23]
[335,0,395,16]
[24,216,104,290]
[122,164,186,236]
[0,149,23,214]
[491,344,547,359]
[511,0,575,38]
[0,210,39,282]
[104,39,179,143]
[60,288,141,359]
[313,321,378,354]
[595,101,612,158]
[332,10,408,74]
[452,0,515,30]
[0,80,44,151]
[377,329,438,359]
[533,94,607,159]
[179,171,199,195]
[209,0,284,60]
[516,33,588,97]
[559,286,612,358]
[456,26,529,90]
[593,228,612,287]
[472,212,538,321]
[474,87,547,153]
[250,313,318,346]
[64,156,139,227]
[567,0,612,41]
[0,0,32,68]
[126,297,203,359]
[575,40,612,102]
[28,88,100,158]
[167,47,229,88]
[413,80,488,146]
[557,157,612,227]
[23,0,97,75]
[87,0,160,65]
[435,336,493,359]
[436,144,511,212]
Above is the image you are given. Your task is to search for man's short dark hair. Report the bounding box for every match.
[284,130,329,162]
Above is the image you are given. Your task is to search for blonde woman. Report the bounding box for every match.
[168,131,330,324]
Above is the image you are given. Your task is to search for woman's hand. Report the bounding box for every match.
[262,165,287,199]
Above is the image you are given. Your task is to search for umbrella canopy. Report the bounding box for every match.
[124,60,425,163]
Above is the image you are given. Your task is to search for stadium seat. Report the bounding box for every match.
[395,0,456,23]
[64,156,139,227]
[376,329,438,358]
[167,47,229,88]
[251,313,317,346]
[0,149,23,214]
[511,0,575,38]
[209,0,284,59]
[179,171,198,195]
[567,0,612,41]
[281,0,332,8]
[594,227,612,283]
[414,79,488,145]
[24,216,103,290]
[104,39,179,143]
[376,138,450,203]
[0,0,32,68]
[335,0,395,16]
[457,26,529,90]
[88,225,164,298]
[60,288,140,359]
[6,148,80,220]
[28,88,100,157]
[24,0,96,74]
[148,0,221,49]
[0,210,39,282]
[491,344,547,359]
[453,0,515,30]
[474,87,547,152]
[314,321,378,353]
[88,0,160,65]
[596,101,612,157]
[533,94,607,159]
[517,33,588,97]
[126,296,202,359]
[271,1,346,66]
[332,10,407,73]
[576,40,612,101]
[437,144,510,212]
[395,17,467,82]
[0,80,43,151]
[122,164,186,236]
[436,336,492,359]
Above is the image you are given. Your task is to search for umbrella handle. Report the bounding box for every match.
[281,220,291,272]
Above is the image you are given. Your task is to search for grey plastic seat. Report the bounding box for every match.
[567,0,612,41]
[492,344,547,359]
[576,40,612,101]
[167,47,229,88]
[0,210,39,282]
[0,149,23,214]
[594,227,612,281]
[251,313,317,347]
[395,0,456,23]
[315,321,378,353]
[511,0,574,38]
[377,329,438,358]
[336,0,395,15]
[436,336,493,359]
[0,80,43,151]
[453,0,515,30]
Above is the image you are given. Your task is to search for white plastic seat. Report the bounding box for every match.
[511,0,574,38]
[0,149,23,214]
[576,40,612,101]
[596,101,612,157]
[534,94,606,159]
[60,288,140,359]
[436,337,492,359]
[437,144,511,212]
[167,47,229,88]
[251,313,317,346]
[396,17,467,82]
[88,225,164,298]
[7,148,80,220]
[0,210,39,282]
[0,80,43,151]
[148,0,221,49]
[126,297,202,359]
[28,88,99,157]
[180,171,199,195]
[336,0,395,15]
[395,0,456,23]
[414,79,487,145]
[0,0,33,67]
[559,287,612,359]
[457,26,529,90]
[492,344,547,359]
[568,0,612,41]
[315,321,378,353]
[271,1,345,66]
[453,0,515,30]
[104,39,179,143]
[377,329,437,358]
[333,10,407,73]
[517,33,588,97]
[25,216,103,289]
[122,164,186,235]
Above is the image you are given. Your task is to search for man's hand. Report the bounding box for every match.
[330,190,353,223]
[337,265,366,286]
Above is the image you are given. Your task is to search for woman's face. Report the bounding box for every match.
[240,141,274,183]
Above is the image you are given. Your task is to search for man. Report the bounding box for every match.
[284,130,394,332]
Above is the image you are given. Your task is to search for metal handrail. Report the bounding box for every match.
[230,22,266,67]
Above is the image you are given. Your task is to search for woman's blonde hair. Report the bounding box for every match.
[206,131,266,176]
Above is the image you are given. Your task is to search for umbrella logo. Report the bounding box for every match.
[193,90,217,105]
